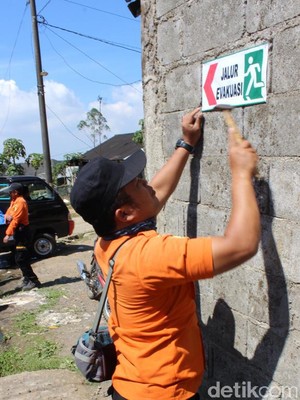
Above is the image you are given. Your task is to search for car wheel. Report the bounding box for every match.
[33,233,56,258]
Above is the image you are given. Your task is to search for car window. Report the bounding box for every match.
[0,184,10,200]
[27,182,55,201]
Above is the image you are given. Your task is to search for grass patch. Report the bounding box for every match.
[39,287,63,310]
[12,288,63,335]
[0,287,77,377]
[0,337,76,377]
[14,310,44,335]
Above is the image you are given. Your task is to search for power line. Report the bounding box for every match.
[38,0,53,14]
[38,18,141,54]
[42,25,142,93]
[45,103,94,156]
[62,0,138,22]
[43,31,141,87]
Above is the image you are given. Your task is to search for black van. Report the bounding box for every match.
[0,176,75,258]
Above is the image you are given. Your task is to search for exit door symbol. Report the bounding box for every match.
[244,49,265,101]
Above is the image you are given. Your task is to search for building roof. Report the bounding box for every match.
[83,133,142,161]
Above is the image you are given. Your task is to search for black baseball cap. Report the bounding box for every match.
[70,149,146,235]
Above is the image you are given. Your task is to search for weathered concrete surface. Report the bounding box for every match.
[142,0,300,397]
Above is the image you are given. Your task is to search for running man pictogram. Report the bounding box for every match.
[244,50,265,101]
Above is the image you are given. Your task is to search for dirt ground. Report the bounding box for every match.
[0,216,113,400]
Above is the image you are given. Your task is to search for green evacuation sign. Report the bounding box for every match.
[202,43,268,111]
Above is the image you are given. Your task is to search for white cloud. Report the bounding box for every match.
[0,79,143,160]
[90,82,143,134]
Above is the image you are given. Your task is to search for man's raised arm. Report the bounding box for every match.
[150,107,203,213]
[212,129,261,274]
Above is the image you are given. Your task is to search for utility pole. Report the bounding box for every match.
[29,0,52,184]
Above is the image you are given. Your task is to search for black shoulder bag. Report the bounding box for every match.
[71,239,130,382]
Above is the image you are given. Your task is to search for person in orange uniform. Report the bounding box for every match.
[70,107,260,400]
[3,182,41,291]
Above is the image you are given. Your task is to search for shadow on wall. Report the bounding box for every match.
[187,141,290,399]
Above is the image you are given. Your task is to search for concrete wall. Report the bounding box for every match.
[141,1,300,398]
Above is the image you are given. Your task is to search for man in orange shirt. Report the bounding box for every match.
[71,107,260,399]
[3,182,41,291]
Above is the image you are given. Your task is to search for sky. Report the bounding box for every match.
[0,0,143,160]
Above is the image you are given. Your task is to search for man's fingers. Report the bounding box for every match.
[183,107,201,123]
[191,108,203,126]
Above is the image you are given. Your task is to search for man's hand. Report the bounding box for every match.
[3,235,10,243]
[228,128,258,179]
[5,214,12,223]
[149,107,203,213]
[181,107,203,147]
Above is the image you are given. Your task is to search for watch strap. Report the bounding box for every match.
[175,139,194,154]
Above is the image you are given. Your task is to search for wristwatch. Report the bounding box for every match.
[175,139,194,154]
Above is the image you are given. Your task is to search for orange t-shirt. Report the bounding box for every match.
[95,231,213,400]
[5,196,29,236]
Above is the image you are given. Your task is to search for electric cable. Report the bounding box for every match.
[62,0,138,22]
[1,2,142,157]
[38,18,141,53]
[43,31,141,88]
[38,0,53,14]
[42,25,142,93]
[45,102,95,157]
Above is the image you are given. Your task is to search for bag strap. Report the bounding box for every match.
[92,237,132,334]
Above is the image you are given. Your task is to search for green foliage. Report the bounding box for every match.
[52,153,84,183]
[0,346,23,376]
[0,154,7,174]
[39,287,63,309]
[14,311,44,335]
[63,152,84,166]
[2,138,26,165]
[0,338,76,377]
[52,161,67,182]
[28,339,57,359]
[13,288,63,334]
[5,163,24,176]
[132,119,144,145]
[78,106,110,146]
[0,138,26,175]
[26,153,44,175]
[132,131,143,145]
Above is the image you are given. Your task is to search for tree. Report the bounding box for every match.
[0,154,7,175]
[52,161,67,183]
[1,138,26,175]
[77,107,110,147]
[132,119,144,146]
[63,153,84,185]
[26,153,44,176]
[52,153,84,185]
[5,163,24,176]
[2,138,26,165]
[63,152,84,166]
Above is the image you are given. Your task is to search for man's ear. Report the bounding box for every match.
[115,205,136,224]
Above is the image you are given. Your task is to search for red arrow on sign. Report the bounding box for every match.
[204,63,218,105]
